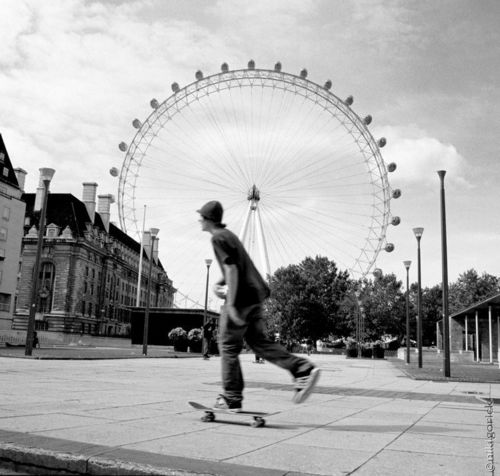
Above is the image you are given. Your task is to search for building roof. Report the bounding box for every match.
[22,192,165,271]
[0,134,20,190]
[451,292,500,319]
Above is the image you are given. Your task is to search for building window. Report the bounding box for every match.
[0,249,5,261]
[38,262,55,313]
[2,167,8,177]
[0,293,10,312]
[2,207,10,221]
[81,301,86,315]
[0,227,7,241]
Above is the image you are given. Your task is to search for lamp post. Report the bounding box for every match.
[403,260,412,364]
[202,259,213,356]
[413,227,424,368]
[438,170,451,377]
[25,168,55,356]
[142,227,159,356]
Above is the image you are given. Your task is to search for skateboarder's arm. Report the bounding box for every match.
[223,263,245,325]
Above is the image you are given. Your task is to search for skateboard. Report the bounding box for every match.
[188,401,269,427]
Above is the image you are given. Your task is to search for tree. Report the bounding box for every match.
[448,269,500,314]
[266,256,350,342]
[357,273,406,340]
[419,284,442,346]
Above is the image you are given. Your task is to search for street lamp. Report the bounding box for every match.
[438,170,451,377]
[413,227,424,368]
[25,168,55,356]
[202,259,213,357]
[403,260,412,364]
[142,227,159,356]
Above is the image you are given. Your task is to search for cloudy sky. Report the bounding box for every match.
[1,0,499,297]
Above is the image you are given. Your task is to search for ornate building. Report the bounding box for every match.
[0,134,26,330]
[14,179,175,337]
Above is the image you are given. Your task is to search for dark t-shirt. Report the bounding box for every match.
[211,227,270,308]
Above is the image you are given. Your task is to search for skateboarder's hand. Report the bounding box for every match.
[226,304,245,326]
[214,284,227,299]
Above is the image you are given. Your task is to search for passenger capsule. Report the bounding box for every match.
[392,189,402,199]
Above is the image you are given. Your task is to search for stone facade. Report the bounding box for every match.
[0,134,26,330]
[14,181,175,337]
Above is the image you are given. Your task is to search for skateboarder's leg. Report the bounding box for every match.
[218,305,247,408]
[244,305,313,376]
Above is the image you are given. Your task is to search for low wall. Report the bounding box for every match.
[397,347,475,363]
[0,329,131,348]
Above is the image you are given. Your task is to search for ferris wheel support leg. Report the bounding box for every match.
[239,202,253,247]
[255,207,271,279]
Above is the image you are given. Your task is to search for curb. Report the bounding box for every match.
[0,443,199,475]
[0,434,304,476]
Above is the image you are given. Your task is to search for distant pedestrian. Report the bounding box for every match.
[306,337,314,356]
[32,331,39,349]
[198,200,320,412]
[254,352,265,364]
[202,318,216,360]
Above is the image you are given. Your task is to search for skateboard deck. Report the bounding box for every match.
[188,401,269,427]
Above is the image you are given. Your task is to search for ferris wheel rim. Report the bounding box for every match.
[117,64,394,280]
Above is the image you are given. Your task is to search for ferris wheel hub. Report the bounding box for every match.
[247,184,260,202]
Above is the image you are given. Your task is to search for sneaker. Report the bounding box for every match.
[213,394,242,412]
[292,367,321,404]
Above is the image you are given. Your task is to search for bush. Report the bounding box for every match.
[188,328,202,342]
[360,344,372,358]
[345,338,358,358]
[168,327,187,342]
[168,327,188,351]
[187,328,203,353]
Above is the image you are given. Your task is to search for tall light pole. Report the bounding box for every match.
[413,227,424,368]
[438,170,451,377]
[142,227,159,356]
[202,259,212,356]
[403,260,412,364]
[25,168,55,356]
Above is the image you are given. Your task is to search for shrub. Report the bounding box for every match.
[168,327,187,342]
[188,328,202,342]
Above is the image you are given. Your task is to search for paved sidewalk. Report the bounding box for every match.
[0,353,498,475]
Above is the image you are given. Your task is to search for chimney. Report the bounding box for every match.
[34,170,45,211]
[14,168,27,192]
[97,194,115,232]
[82,182,98,223]
[153,237,159,263]
[143,230,151,259]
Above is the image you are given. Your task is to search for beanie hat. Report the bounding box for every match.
[197,200,224,224]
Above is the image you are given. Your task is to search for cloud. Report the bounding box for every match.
[0,0,236,200]
[375,124,470,190]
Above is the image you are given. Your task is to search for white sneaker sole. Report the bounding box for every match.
[292,368,321,404]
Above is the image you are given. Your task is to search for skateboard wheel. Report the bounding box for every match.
[201,412,215,422]
[251,417,265,428]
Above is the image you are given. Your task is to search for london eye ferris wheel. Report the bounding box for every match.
[116,60,400,309]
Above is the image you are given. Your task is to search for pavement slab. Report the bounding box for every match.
[0,353,498,475]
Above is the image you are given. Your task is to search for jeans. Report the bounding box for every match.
[218,303,313,403]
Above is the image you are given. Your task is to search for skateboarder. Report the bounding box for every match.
[198,200,320,412]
